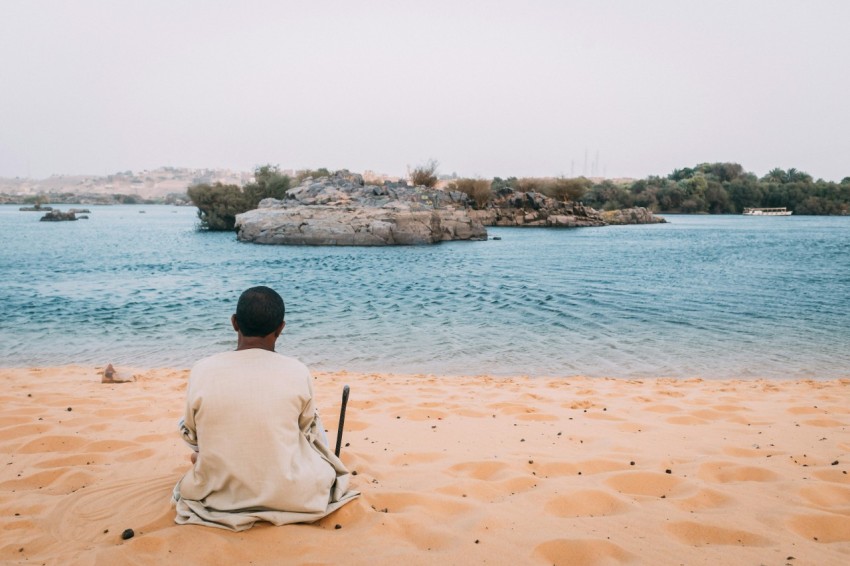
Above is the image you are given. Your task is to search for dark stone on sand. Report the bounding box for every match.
[334,524,342,529]
[665,469,672,474]
[121,528,135,540]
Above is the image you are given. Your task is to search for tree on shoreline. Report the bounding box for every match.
[188,165,290,230]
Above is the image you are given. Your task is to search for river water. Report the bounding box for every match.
[1,205,848,379]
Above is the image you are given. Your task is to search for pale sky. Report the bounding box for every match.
[1,0,848,181]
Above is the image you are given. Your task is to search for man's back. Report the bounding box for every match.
[174,349,354,530]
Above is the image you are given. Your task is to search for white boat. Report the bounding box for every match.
[743,207,792,216]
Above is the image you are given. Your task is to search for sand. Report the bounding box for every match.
[1,366,848,565]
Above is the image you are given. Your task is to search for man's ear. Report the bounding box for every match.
[274,321,285,338]
[231,314,240,333]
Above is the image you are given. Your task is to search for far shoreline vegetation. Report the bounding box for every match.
[4,162,849,230]
[186,161,850,230]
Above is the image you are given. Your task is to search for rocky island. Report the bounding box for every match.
[235,171,664,246]
[236,171,487,245]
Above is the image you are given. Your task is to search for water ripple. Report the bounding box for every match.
[1,207,849,378]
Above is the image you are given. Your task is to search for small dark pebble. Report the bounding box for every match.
[334,524,342,530]
[345,442,350,447]
[630,461,635,466]
[831,460,839,465]
[121,528,135,540]
[103,529,109,534]
[520,438,525,442]
[474,539,480,544]
[351,470,358,476]
[67,407,73,412]
[787,557,795,561]
[528,460,534,464]
[18,548,23,553]
[14,513,20,516]
[396,416,400,419]
[27,394,32,397]
[661,495,666,499]
[665,469,672,474]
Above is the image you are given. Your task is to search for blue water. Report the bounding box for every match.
[1,205,848,379]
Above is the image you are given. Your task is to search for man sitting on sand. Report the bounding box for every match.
[172,286,358,531]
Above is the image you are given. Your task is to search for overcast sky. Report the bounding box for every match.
[1,0,848,181]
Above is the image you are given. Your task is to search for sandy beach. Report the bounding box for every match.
[1,366,848,565]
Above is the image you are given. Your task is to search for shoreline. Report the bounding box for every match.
[1,366,848,564]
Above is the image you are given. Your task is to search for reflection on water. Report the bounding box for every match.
[1,206,849,378]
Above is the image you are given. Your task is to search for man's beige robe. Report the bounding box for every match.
[173,349,358,531]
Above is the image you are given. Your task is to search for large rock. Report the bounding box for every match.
[600,207,666,225]
[474,190,607,227]
[235,171,487,245]
[39,210,77,222]
[473,189,665,227]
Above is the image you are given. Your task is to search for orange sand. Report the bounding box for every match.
[1,367,849,565]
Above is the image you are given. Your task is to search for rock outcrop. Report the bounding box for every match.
[39,210,77,222]
[235,171,487,246]
[600,207,666,225]
[471,189,606,228]
[472,188,664,227]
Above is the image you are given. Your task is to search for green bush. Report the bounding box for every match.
[245,165,291,207]
[187,183,249,231]
[188,164,291,231]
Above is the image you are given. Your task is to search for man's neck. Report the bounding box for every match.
[235,335,277,352]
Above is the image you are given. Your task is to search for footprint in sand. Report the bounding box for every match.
[798,484,850,509]
[390,452,446,466]
[788,513,850,543]
[665,521,773,547]
[697,462,778,483]
[533,538,635,565]
[16,435,89,454]
[366,491,474,520]
[673,488,731,512]
[0,467,94,495]
[544,490,630,518]
[604,471,682,497]
[812,469,850,484]
[441,461,538,501]
[447,460,512,481]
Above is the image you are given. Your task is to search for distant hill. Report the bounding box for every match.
[0,167,253,199]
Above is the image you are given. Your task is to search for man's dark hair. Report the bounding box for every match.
[235,286,285,337]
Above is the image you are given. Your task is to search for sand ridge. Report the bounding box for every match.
[0,367,848,565]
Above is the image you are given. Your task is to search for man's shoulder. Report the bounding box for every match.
[191,349,309,374]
